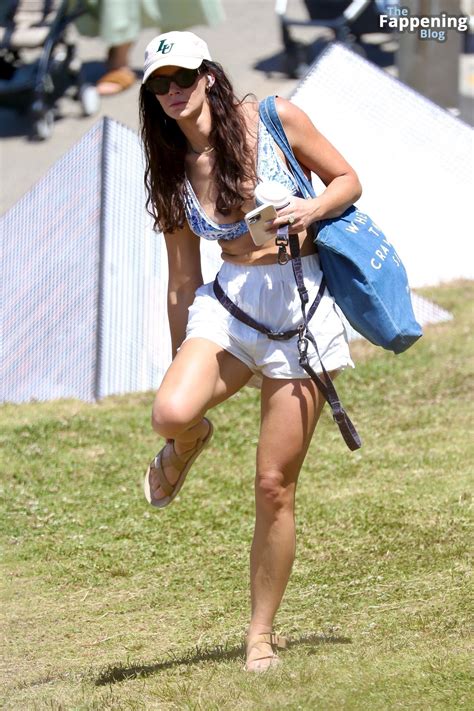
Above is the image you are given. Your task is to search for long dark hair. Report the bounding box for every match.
[139,60,256,233]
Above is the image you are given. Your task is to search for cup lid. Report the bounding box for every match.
[254,181,291,208]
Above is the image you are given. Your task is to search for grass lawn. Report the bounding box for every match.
[1,281,473,710]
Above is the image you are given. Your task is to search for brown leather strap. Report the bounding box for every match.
[165,442,186,469]
[151,434,208,494]
[152,449,173,496]
[167,437,205,468]
[268,633,287,649]
[248,633,287,650]
[245,632,288,667]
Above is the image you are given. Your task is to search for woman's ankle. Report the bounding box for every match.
[174,418,210,454]
[246,621,273,641]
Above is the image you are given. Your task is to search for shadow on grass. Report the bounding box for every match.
[94,631,351,685]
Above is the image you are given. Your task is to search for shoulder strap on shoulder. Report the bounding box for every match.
[259,96,292,155]
[258,96,316,199]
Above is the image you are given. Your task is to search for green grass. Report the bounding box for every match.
[1,281,473,710]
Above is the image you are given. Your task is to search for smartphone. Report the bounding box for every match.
[245,203,277,246]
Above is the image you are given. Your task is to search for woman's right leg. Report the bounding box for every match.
[149,337,253,502]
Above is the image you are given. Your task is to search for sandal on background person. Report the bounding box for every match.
[97,66,136,95]
[244,633,288,672]
[143,418,214,508]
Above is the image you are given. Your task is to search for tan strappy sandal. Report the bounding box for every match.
[97,67,135,95]
[143,418,213,508]
[244,633,287,672]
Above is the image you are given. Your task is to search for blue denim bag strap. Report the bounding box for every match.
[260,97,421,355]
[259,96,316,200]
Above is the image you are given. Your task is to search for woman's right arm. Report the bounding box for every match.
[163,222,203,359]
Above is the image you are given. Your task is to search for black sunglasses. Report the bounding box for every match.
[145,67,200,95]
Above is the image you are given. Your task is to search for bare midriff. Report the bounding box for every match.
[185,101,318,267]
[219,228,317,266]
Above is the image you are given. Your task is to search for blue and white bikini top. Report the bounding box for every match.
[184,119,302,241]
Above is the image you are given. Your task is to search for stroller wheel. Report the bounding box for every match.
[33,109,54,140]
[79,84,100,117]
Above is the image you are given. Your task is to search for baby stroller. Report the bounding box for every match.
[0,0,100,139]
[276,0,391,77]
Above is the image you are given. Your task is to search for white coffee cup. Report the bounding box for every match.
[254,181,291,210]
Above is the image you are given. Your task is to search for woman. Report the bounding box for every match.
[139,31,361,672]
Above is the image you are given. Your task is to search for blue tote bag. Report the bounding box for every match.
[259,96,422,354]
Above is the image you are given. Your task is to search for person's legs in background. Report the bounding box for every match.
[97,40,135,95]
[89,0,140,95]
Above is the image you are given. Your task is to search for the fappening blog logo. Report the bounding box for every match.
[379,4,469,42]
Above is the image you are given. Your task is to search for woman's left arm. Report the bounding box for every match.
[272,97,362,231]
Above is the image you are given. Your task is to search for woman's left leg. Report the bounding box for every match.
[246,375,328,671]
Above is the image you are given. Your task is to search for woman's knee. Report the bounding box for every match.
[151,394,200,439]
[255,469,295,514]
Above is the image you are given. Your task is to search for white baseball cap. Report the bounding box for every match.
[143,31,212,84]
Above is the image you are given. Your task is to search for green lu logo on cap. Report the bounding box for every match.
[156,39,175,55]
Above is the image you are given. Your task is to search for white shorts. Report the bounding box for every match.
[183,253,354,386]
